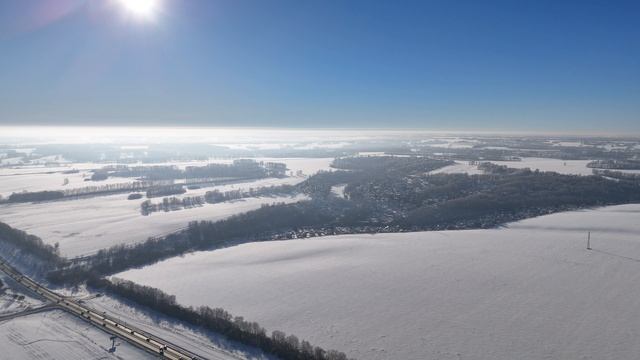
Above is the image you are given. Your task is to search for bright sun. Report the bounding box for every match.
[118,0,160,19]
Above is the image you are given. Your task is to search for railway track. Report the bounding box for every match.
[0,258,203,360]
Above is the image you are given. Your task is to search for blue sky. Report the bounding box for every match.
[0,0,638,131]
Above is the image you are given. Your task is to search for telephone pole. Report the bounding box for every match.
[587,231,591,250]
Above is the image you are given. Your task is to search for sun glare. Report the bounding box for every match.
[118,0,160,20]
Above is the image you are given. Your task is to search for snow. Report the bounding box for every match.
[82,293,273,360]
[551,141,585,147]
[0,160,204,197]
[0,157,25,166]
[0,158,318,257]
[490,157,593,175]
[330,184,347,198]
[0,157,331,197]
[425,137,478,149]
[0,193,308,258]
[0,171,132,197]
[429,161,485,175]
[0,310,153,359]
[431,157,595,176]
[600,144,629,151]
[181,176,303,197]
[118,204,640,360]
[357,152,387,156]
[480,146,512,150]
[203,158,333,176]
[0,273,45,316]
[256,157,334,176]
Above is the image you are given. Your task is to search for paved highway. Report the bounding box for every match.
[0,257,204,360]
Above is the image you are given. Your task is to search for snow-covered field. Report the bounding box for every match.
[255,157,333,176]
[491,157,594,175]
[0,310,153,359]
[0,157,325,258]
[171,176,304,198]
[431,157,595,176]
[118,204,640,360]
[429,161,485,175]
[0,171,131,197]
[0,158,332,197]
[0,193,307,258]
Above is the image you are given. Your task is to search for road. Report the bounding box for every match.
[0,257,205,360]
[0,304,58,322]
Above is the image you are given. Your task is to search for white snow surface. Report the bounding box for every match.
[0,193,307,258]
[0,171,135,197]
[118,204,640,360]
[0,310,153,359]
[256,157,333,176]
[490,157,593,175]
[0,273,45,316]
[204,158,334,177]
[0,157,331,197]
[81,293,273,360]
[429,161,485,175]
[432,157,594,176]
[181,176,303,198]
[330,184,347,198]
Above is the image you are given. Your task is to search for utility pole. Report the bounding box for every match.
[587,231,591,250]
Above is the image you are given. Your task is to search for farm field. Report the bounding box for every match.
[0,168,130,197]
[490,157,594,175]
[118,204,640,360]
[0,193,307,258]
[429,161,486,175]
[0,157,333,197]
[431,157,595,176]
[0,157,328,258]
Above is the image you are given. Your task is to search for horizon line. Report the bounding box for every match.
[0,125,639,138]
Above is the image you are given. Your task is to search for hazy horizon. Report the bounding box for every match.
[1,126,640,146]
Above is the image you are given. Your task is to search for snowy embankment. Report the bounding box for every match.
[118,204,640,360]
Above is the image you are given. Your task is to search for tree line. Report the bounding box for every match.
[592,169,640,181]
[588,159,640,170]
[332,155,452,173]
[88,277,352,360]
[140,184,297,215]
[1,218,353,360]
[4,180,175,203]
[48,202,333,283]
[0,222,62,265]
[141,196,205,215]
[145,184,186,198]
[49,156,640,282]
[94,159,286,181]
